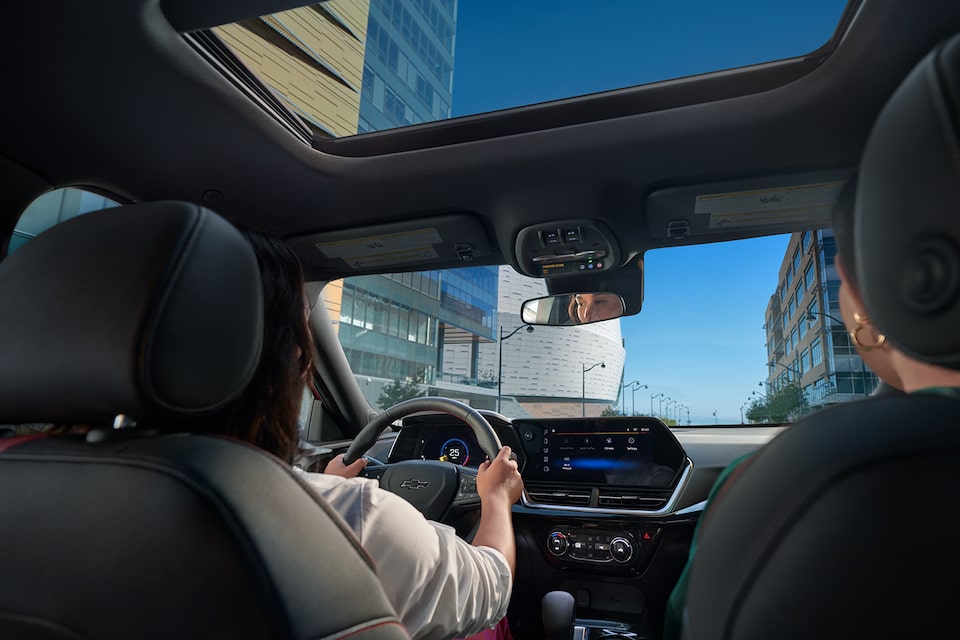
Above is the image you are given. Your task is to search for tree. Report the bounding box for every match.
[601,406,625,417]
[746,381,810,423]
[377,378,425,409]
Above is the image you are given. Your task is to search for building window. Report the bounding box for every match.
[805,261,815,290]
[802,230,812,253]
[798,317,807,340]
[800,348,810,373]
[793,247,802,274]
[826,281,841,314]
[811,337,823,366]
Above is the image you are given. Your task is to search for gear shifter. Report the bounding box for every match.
[542,590,576,640]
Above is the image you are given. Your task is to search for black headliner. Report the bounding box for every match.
[3,0,960,280]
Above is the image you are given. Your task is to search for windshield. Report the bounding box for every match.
[323,229,878,424]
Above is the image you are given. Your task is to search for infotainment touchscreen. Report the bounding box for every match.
[525,421,676,487]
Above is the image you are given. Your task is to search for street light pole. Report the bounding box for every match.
[582,361,605,417]
[498,325,533,413]
[621,380,639,415]
[650,393,663,416]
[631,383,647,415]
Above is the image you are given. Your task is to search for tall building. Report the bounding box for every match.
[213,1,371,138]
[357,0,456,132]
[764,229,878,410]
[336,0,516,409]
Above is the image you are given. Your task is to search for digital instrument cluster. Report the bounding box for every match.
[388,422,503,468]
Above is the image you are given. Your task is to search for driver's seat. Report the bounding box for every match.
[0,202,408,639]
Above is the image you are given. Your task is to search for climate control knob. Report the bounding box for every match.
[547,531,568,556]
[610,536,634,563]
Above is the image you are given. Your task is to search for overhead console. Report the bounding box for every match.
[514,219,620,278]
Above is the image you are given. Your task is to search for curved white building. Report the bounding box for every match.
[480,267,626,418]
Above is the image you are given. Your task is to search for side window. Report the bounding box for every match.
[8,187,121,255]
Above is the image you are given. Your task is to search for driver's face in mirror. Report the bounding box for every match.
[520,291,625,326]
[569,293,622,323]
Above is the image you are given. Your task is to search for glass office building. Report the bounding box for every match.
[357,0,456,132]
[338,0,501,397]
[764,229,879,410]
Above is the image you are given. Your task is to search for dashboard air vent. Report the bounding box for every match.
[597,488,671,511]
[525,483,591,507]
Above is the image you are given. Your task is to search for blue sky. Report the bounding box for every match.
[449,0,847,423]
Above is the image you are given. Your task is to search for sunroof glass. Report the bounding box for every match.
[209,0,849,139]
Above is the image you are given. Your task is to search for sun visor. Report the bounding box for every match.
[290,213,494,278]
[646,170,853,243]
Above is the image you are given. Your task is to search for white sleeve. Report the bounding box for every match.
[356,482,513,640]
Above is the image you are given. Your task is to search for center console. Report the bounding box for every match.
[515,417,692,639]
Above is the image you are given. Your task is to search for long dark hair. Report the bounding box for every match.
[213,228,315,463]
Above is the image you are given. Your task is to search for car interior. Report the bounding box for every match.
[2,1,960,639]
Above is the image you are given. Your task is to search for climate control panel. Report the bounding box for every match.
[546,529,636,564]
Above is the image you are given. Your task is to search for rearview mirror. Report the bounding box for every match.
[521,292,625,326]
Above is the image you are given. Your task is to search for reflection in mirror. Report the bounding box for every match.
[521,292,625,326]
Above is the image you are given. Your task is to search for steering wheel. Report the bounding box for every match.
[342,397,504,521]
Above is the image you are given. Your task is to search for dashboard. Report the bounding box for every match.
[388,413,689,514]
[378,409,782,638]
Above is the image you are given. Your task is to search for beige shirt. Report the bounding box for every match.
[300,471,512,640]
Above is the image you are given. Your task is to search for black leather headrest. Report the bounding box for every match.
[0,201,263,425]
[857,32,960,366]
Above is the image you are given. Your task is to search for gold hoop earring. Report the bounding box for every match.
[850,311,886,351]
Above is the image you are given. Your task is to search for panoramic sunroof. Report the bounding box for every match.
[209,0,850,140]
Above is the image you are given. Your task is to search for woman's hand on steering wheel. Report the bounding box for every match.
[324,453,368,478]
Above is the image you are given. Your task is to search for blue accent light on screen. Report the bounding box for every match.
[569,458,618,470]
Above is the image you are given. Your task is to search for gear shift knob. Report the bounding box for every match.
[542,590,576,640]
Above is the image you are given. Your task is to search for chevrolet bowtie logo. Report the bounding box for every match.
[400,478,430,490]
